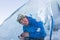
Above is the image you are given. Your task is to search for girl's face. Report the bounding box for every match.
[20,17,29,25]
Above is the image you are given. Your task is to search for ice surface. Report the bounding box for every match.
[0,0,60,40]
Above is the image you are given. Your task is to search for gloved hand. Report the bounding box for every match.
[18,32,29,40]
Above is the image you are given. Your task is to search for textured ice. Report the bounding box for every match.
[0,0,60,40]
